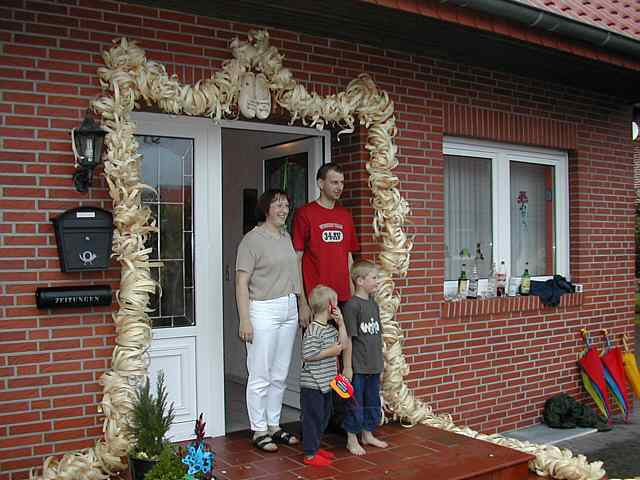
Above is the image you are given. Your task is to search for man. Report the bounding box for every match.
[292,162,359,326]
[292,163,359,433]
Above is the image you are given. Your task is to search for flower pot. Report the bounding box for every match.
[129,456,157,480]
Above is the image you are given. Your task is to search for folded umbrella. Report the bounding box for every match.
[577,329,610,421]
[622,333,640,399]
[600,329,629,422]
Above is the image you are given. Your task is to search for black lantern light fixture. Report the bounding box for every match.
[71,109,107,193]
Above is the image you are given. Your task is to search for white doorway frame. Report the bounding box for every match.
[221,119,331,209]
[220,120,330,425]
[221,119,331,144]
[220,119,331,163]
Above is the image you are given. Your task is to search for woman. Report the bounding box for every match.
[235,189,301,452]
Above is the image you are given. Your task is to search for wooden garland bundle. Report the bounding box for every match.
[32,31,615,480]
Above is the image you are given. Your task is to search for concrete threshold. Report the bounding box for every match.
[502,424,597,445]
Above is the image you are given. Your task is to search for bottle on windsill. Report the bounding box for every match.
[496,260,507,297]
[520,262,531,296]
[486,261,497,298]
[457,263,469,298]
[467,262,479,299]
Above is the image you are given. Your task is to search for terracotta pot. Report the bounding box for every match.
[129,456,157,480]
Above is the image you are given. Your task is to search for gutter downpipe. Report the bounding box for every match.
[441,0,640,60]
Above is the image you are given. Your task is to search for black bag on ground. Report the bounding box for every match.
[543,393,610,431]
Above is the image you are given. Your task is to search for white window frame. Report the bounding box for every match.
[443,136,569,297]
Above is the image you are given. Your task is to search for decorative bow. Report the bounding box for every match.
[182,443,214,476]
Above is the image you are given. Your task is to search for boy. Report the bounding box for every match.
[341,260,388,456]
[300,285,349,466]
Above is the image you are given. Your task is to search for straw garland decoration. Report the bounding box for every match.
[31,30,623,480]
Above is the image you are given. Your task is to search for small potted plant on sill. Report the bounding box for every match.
[128,371,175,480]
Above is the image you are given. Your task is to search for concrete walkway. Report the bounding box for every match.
[556,406,639,479]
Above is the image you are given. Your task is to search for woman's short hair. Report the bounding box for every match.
[316,162,343,181]
[255,189,291,223]
[308,284,338,315]
[351,259,378,283]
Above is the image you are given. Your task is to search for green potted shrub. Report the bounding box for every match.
[128,371,175,480]
[144,445,187,480]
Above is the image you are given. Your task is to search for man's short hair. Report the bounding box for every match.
[351,260,378,283]
[316,162,343,181]
[308,284,338,315]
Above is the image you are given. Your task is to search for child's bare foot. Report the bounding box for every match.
[346,432,366,456]
[361,431,388,448]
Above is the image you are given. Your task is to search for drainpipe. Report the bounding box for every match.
[441,0,640,60]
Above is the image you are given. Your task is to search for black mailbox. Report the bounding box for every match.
[53,207,113,272]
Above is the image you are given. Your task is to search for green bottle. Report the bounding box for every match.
[458,263,469,298]
[520,262,531,296]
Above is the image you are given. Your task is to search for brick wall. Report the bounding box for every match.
[0,1,636,478]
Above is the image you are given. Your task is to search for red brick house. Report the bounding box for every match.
[1,0,639,478]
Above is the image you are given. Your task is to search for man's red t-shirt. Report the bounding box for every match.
[291,201,359,302]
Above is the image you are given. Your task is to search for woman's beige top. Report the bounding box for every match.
[236,225,301,301]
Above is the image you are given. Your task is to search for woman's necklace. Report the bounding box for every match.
[261,222,283,237]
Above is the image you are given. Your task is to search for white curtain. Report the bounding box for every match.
[444,155,493,280]
[510,161,554,277]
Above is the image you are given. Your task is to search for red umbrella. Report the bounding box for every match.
[600,329,630,422]
[577,329,610,421]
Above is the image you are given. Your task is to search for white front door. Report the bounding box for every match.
[133,112,224,441]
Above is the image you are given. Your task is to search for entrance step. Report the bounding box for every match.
[207,422,535,479]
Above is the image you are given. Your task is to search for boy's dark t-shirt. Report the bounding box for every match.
[342,296,384,374]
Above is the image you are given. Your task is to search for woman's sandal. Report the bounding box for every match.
[253,434,278,452]
[270,429,299,445]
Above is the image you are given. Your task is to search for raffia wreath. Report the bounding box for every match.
[33,30,616,480]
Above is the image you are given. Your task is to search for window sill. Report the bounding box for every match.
[441,292,584,318]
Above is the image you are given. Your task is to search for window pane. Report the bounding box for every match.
[444,155,493,281]
[137,135,195,328]
[510,161,555,277]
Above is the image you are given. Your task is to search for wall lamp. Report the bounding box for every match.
[71,109,107,193]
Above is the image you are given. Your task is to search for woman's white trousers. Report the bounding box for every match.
[246,293,298,432]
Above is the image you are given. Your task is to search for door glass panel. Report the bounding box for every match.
[510,161,555,276]
[444,155,493,280]
[159,204,183,259]
[264,152,308,232]
[147,204,159,260]
[137,135,195,328]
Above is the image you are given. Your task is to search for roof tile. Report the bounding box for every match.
[519,0,640,40]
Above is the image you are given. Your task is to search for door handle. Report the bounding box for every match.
[225,265,230,282]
